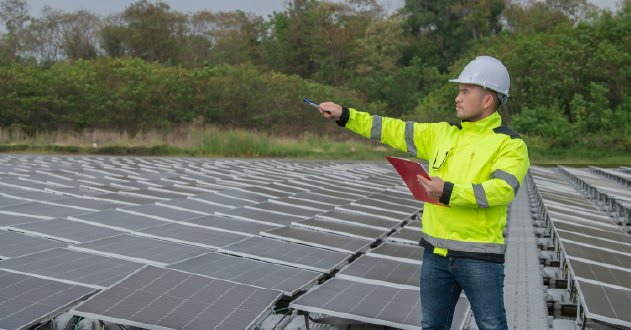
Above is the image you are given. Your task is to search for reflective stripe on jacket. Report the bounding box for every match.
[341,109,530,262]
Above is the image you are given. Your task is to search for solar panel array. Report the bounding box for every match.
[0,154,435,329]
[530,165,631,328]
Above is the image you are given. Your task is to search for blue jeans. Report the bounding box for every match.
[420,249,508,330]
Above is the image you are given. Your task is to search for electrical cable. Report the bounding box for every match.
[116,324,128,330]
[271,308,292,330]
[32,312,65,330]
[255,308,289,330]
[74,317,83,330]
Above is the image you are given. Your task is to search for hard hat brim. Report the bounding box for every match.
[449,79,510,98]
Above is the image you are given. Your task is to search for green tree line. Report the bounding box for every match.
[0,0,630,154]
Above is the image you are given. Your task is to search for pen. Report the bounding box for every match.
[303,99,331,114]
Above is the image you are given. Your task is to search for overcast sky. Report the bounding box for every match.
[22,0,621,17]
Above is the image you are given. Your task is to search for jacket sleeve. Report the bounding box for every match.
[340,108,435,160]
[441,138,530,208]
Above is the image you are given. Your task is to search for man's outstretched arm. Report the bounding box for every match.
[319,102,434,160]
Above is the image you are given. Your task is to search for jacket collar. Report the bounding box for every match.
[461,112,502,134]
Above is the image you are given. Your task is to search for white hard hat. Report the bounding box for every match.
[449,56,510,104]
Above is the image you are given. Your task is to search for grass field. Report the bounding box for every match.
[0,127,629,164]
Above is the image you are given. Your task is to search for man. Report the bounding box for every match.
[318,56,529,330]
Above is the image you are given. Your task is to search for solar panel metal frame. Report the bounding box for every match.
[188,192,255,208]
[183,215,278,236]
[291,218,388,241]
[167,252,322,296]
[388,228,423,245]
[315,210,401,231]
[245,202,322,218]
[134,222,249,249]
[0,248,146,289]
[336,255,422,290]
[69,265,283,330]
[350,199,420,215]
[289,279,471,330]
[69,234,209,267]
[335,205,411,222]
[68,210,167,232]
[7,218,124,244]
[0,230,66,259]
[0,270,96,330]
[216,207,302,227]
[155,198,233,215]
[268,198,334,211]
[260,226,372,254]
[219,236,350,273]
[575,280,631,328]
[117,205,204,222]
[366,243,424,264]
[566,258,631,291]
[0,202,90,220]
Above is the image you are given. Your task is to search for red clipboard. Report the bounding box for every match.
[386,156,449,207]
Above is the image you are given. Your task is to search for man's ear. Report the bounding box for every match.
[484,94,495,109]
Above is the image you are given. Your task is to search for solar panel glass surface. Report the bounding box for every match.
[71,266,282,330]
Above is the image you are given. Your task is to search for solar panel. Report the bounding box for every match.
[135,223,248,249]
[290,192,351,205]
[292,218,388,241]
[336,205,410,222]
[337,255,422,290]
[167,252,322,296]
[246,202,322,218]
[367,243,424,264]
[68,210,167,232]
[156,198,233,215]
[290,279,446,330]
[80,185,134,194]
[316,211,400,231]
[313,187,369,198]
[120,189,186,200]
[0,213,44,229]
[69,234,209,267]
[217,189,271,203]
[7,218,123,243]
[270,198,335,211]
[0,202,90,220]
[261,227,372,254]
[1,193,65,203]
[576,280,631,328]
[351,199,420,215]
[90,193,162,205]
[553,221,631,243]
[45,197,125,211]
[562,241,631,271]
[0,230,66,259]
[403,221,423,232]
[236,186,291,199]
[219,237,350,273]
[388,228,423,245]
[184,215,279,236]
[189,192,255,207]
[118,205,204,222]
[217,207,305,226]
[557,230,631,255]
[0,270,96,330]
[567,258,631,290]
[366,194,424,208]
[70,265,283,330]
[0,248,145,289]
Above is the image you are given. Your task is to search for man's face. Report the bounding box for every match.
[455,83,486,121]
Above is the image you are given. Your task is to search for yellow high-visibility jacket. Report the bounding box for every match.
[338,109,530,263]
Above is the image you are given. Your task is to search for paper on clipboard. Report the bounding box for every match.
[385,156,449,207]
